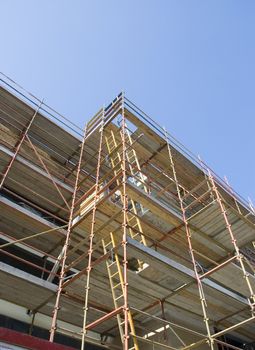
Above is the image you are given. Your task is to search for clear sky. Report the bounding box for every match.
[1,1,255,203]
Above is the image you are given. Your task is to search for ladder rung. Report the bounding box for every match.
[130,221,138,227]
[110,271,119,278]
[115,294,124,301]
[104,241,113,248]
[129,216,137,222]
[129,221,137,226]
[113,282,122,289]
[130,232,139,239]
[108,261,116,267]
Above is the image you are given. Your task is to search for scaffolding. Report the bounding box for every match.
[0,74,255,350]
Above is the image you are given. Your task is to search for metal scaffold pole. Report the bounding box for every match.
[49,123,88,342]
[121,93,130,350]
[164,129,214,350]
[81,108,105,350]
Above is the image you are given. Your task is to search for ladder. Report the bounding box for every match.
[105,129,148,258]
[124,128,148,195]
[102,233,139,350]
[102,127,150,349]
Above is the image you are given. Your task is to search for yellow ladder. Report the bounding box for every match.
[102,233,139,350]
[105,130,148,256]
[124,129,148,195]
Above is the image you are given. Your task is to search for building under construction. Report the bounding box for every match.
[0,74,255,350]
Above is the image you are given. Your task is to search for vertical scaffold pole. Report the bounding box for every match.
[164,128,214,350]
[49,123,88,342]
[121,93,129,350]
[0,100,43,189]
[81,108,105,350]
[208,170,255,312]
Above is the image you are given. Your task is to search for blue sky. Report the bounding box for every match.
[1,1,255,202]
